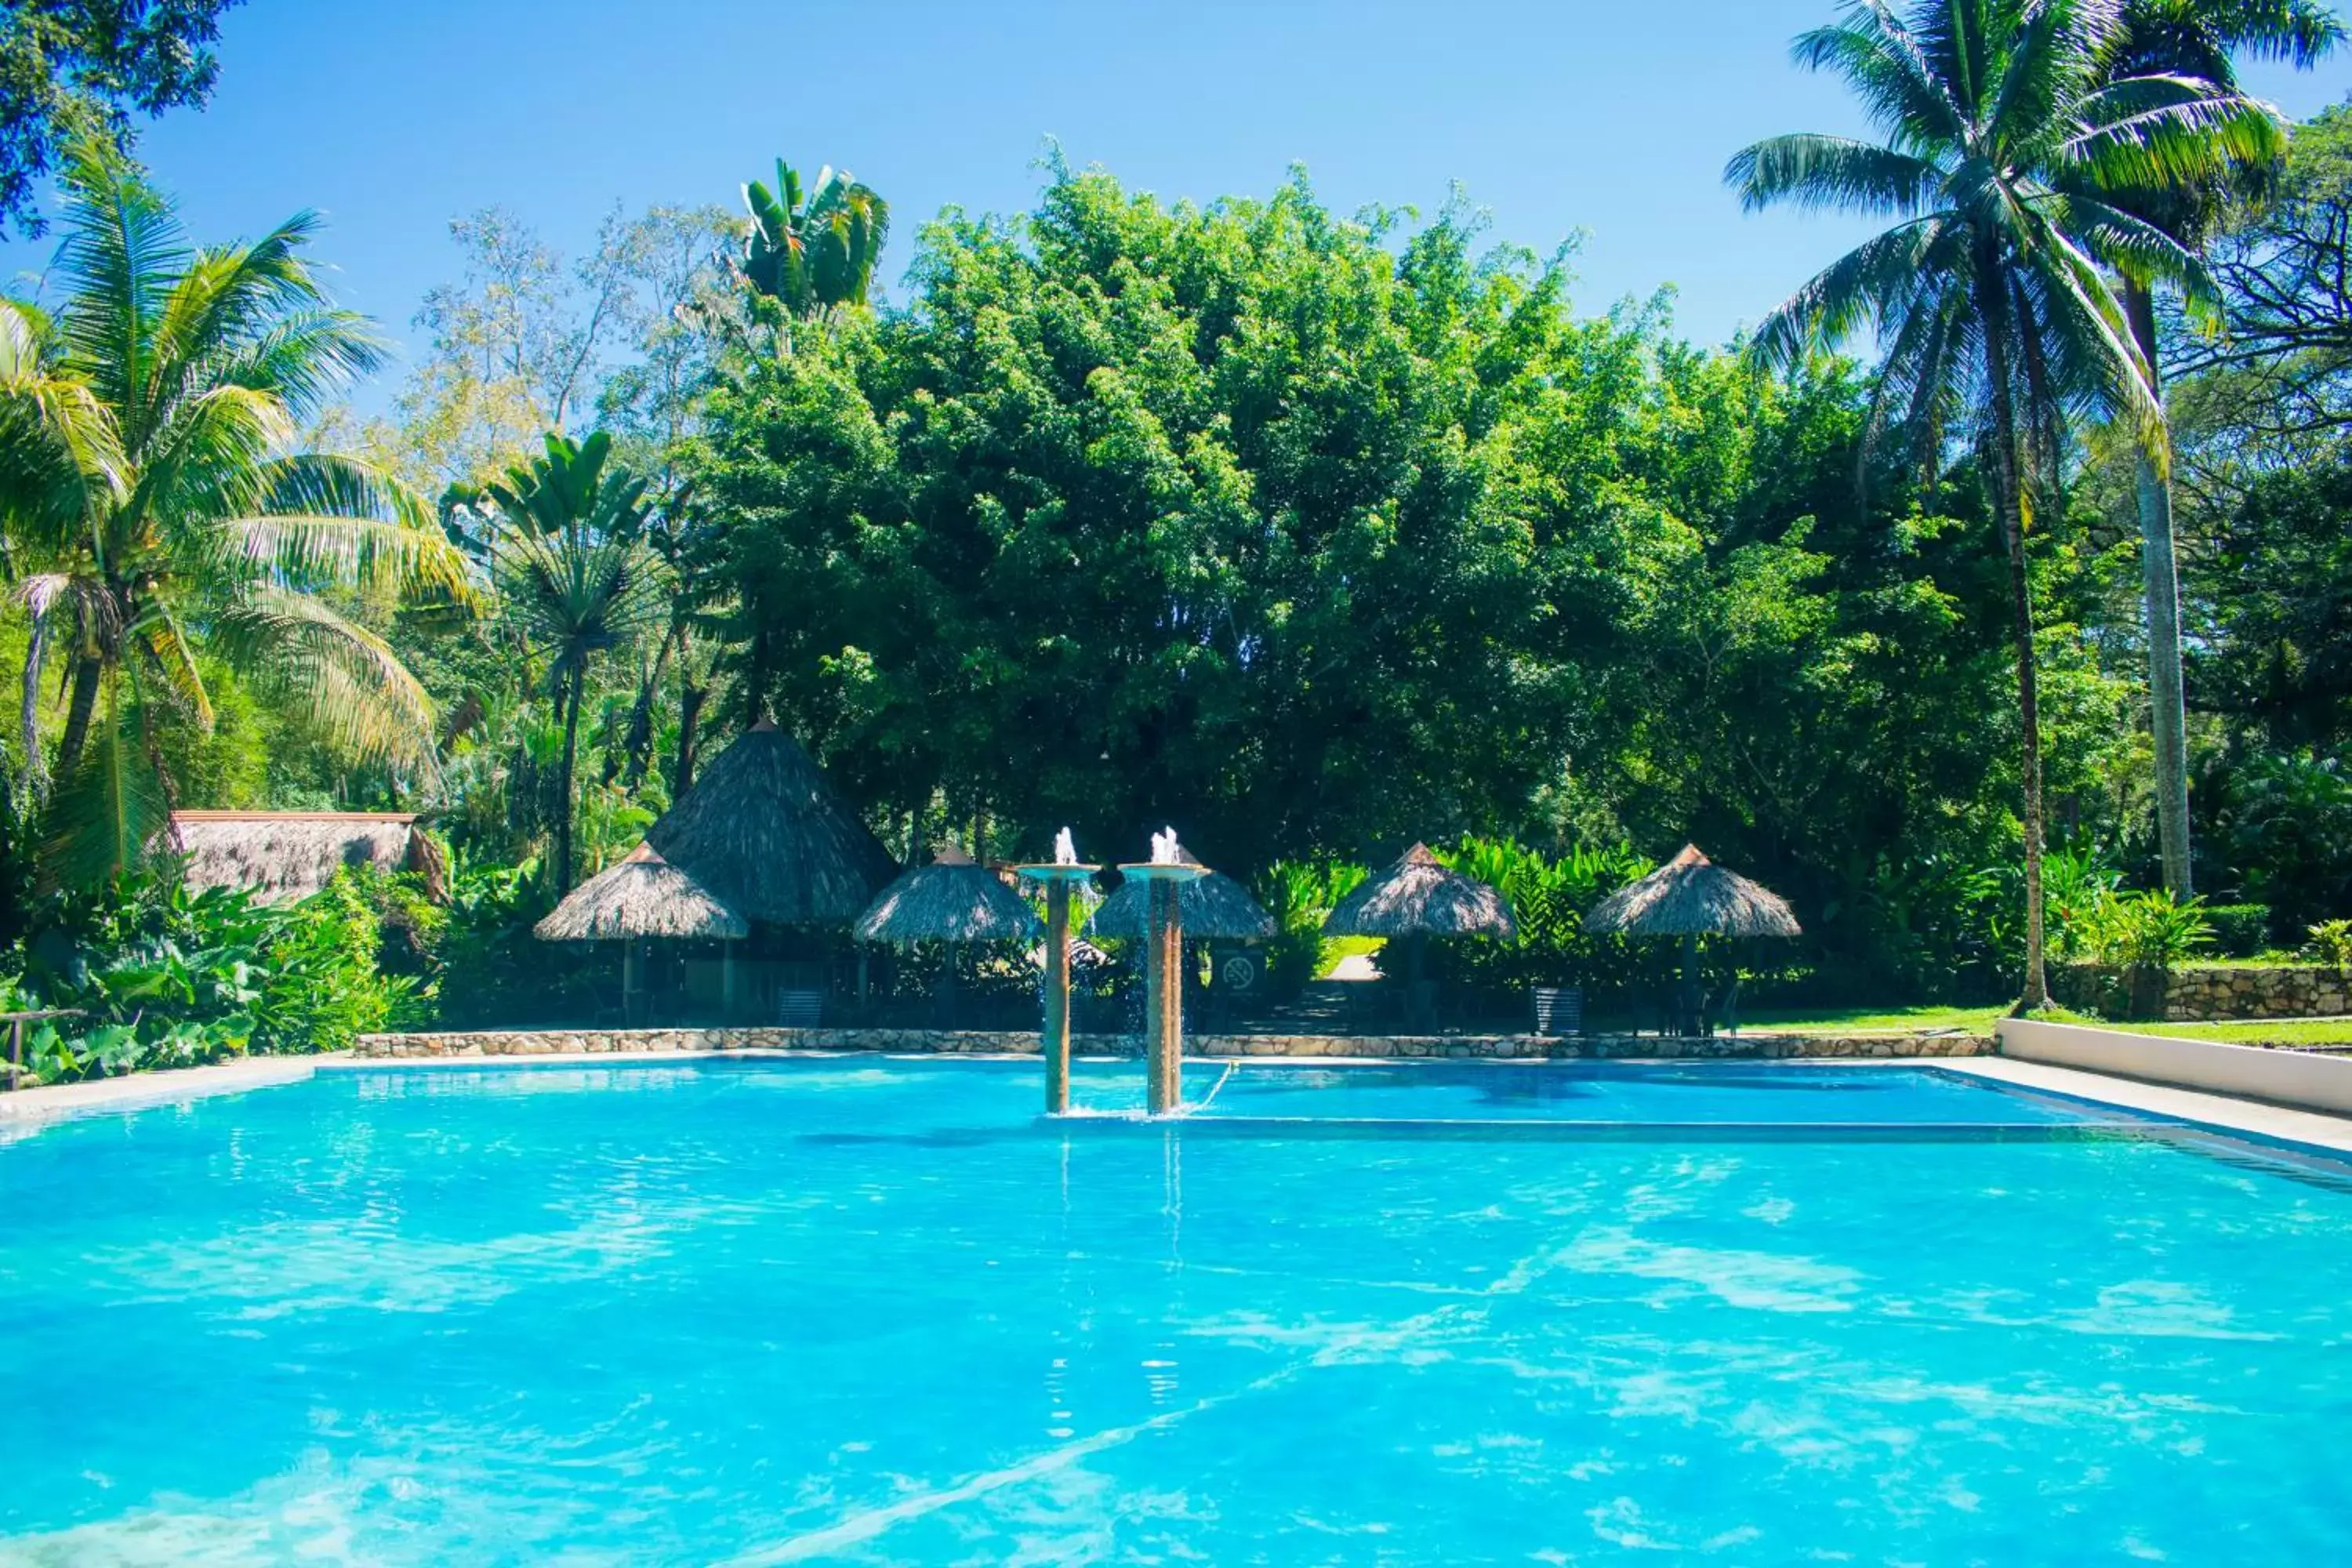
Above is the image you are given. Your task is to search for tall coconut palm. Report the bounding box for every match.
[8,142,469,884]
[471,430,665,890]
[2102,0,2337,897]
[737,159,890,318]
[0,296,114,801]
[1728,0,2281,1006]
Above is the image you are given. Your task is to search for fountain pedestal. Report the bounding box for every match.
[1117,862,1207,1115]
[1012,862,1099,1113]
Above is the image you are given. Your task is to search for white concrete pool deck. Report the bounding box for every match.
[4,1045,2352,1158]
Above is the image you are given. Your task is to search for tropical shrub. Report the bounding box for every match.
[6,869,422,1085]
[2210,752,2352,935]
[2306,920,2352,974]
[1850,851,2018,1003]
[432,848,586,1026]
[1254,859,1367,998]
[1427,837,1664,1013]
[2042,844,2123,961]
[2203,905,2274,960]
[2078,890,2216,972]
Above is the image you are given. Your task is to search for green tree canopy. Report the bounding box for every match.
[0,0,240,238]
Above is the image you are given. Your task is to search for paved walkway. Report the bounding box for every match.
[1938,1055,2352,1155]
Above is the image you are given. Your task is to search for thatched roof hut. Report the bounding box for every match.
[169,811,444,905]
[1322,844,1516,939]
[1090,870,1276,940]
[645,718,895,926]
[1584,844,1801,938]
[855,848,1042,946]
[534,843,748,942]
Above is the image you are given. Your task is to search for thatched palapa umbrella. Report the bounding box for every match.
[534,842,748,1022]
[1088,870,1276,941]
[646,717,895,1018]
[1323,844,1518,941]
[1321,844,1515,1025]
[646,717,895,926]
[855,847,1043,946]
[1584,844,1799,1036]
[855,848,1042,1025]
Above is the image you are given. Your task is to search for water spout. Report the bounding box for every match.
[1150,826,1181,865]
[1054,827,1078,866]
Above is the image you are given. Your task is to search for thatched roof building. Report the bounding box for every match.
[1322,844,1516,939]
[1584,844,1800,938]
[534,843,748,942]
[169,811,443,905]
[645,718,896,926]
[855,848,1041,946]
[1090,869,1276,940]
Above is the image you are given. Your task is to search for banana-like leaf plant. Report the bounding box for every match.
[738,158,890,321]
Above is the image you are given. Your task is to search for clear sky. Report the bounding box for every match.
[5,0,2347,413]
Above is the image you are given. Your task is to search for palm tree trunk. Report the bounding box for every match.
[623,621,682,789]
[56,655,103,781]
[2124,280,2193,897]
[672,671,708,798]
[17,613,49,802]
[556,666,584,891]
[1980,310,2050,1011]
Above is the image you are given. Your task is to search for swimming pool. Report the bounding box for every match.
[2,1058,2347,1563]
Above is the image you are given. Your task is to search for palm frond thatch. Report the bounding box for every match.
[1089,870,1276,940]
[645,718,896,925]
[855,847,1042,946]
[1320,843,1516,939]
[1583,844,1802,938]
[169,810,430,905]
[533,842,747,942]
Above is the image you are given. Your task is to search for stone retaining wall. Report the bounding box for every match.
[2055,962,2352,1022]
[352,1027,1991,1061]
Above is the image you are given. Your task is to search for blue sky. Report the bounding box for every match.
[5,0,2347,413]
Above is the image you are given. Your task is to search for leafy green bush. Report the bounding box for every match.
[2203,904,2273,959]
[430,846,613,1026]
[2079,889,2215,971]
[1427,837,1666,1011]
[1253,859,1367,997]
[2042,844,2122,961]
[2306,919,2352,973]
[1854,851,2017,1002]
[7,869,422,1086]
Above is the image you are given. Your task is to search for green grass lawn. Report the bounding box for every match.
[1733,1004,2009,1036]
[2069,1017,2352,1047]
[1742,1008,2352,1045]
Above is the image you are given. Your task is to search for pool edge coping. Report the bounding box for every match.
[9,1047,2352,1159]
[1933,1057,2352,1156]
[0,1054,329,1128]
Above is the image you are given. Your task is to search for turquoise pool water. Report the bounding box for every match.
[2,1058,2349,1563]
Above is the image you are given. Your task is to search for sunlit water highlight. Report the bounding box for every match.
[2,1058,2349,1563]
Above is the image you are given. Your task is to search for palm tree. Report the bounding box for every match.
[2103,1,2338,897]
[737,160,890,318]
[5,142,468,882]
[0,296,113,801]
[470,430,665,890]
[1727,0,2279,1006]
